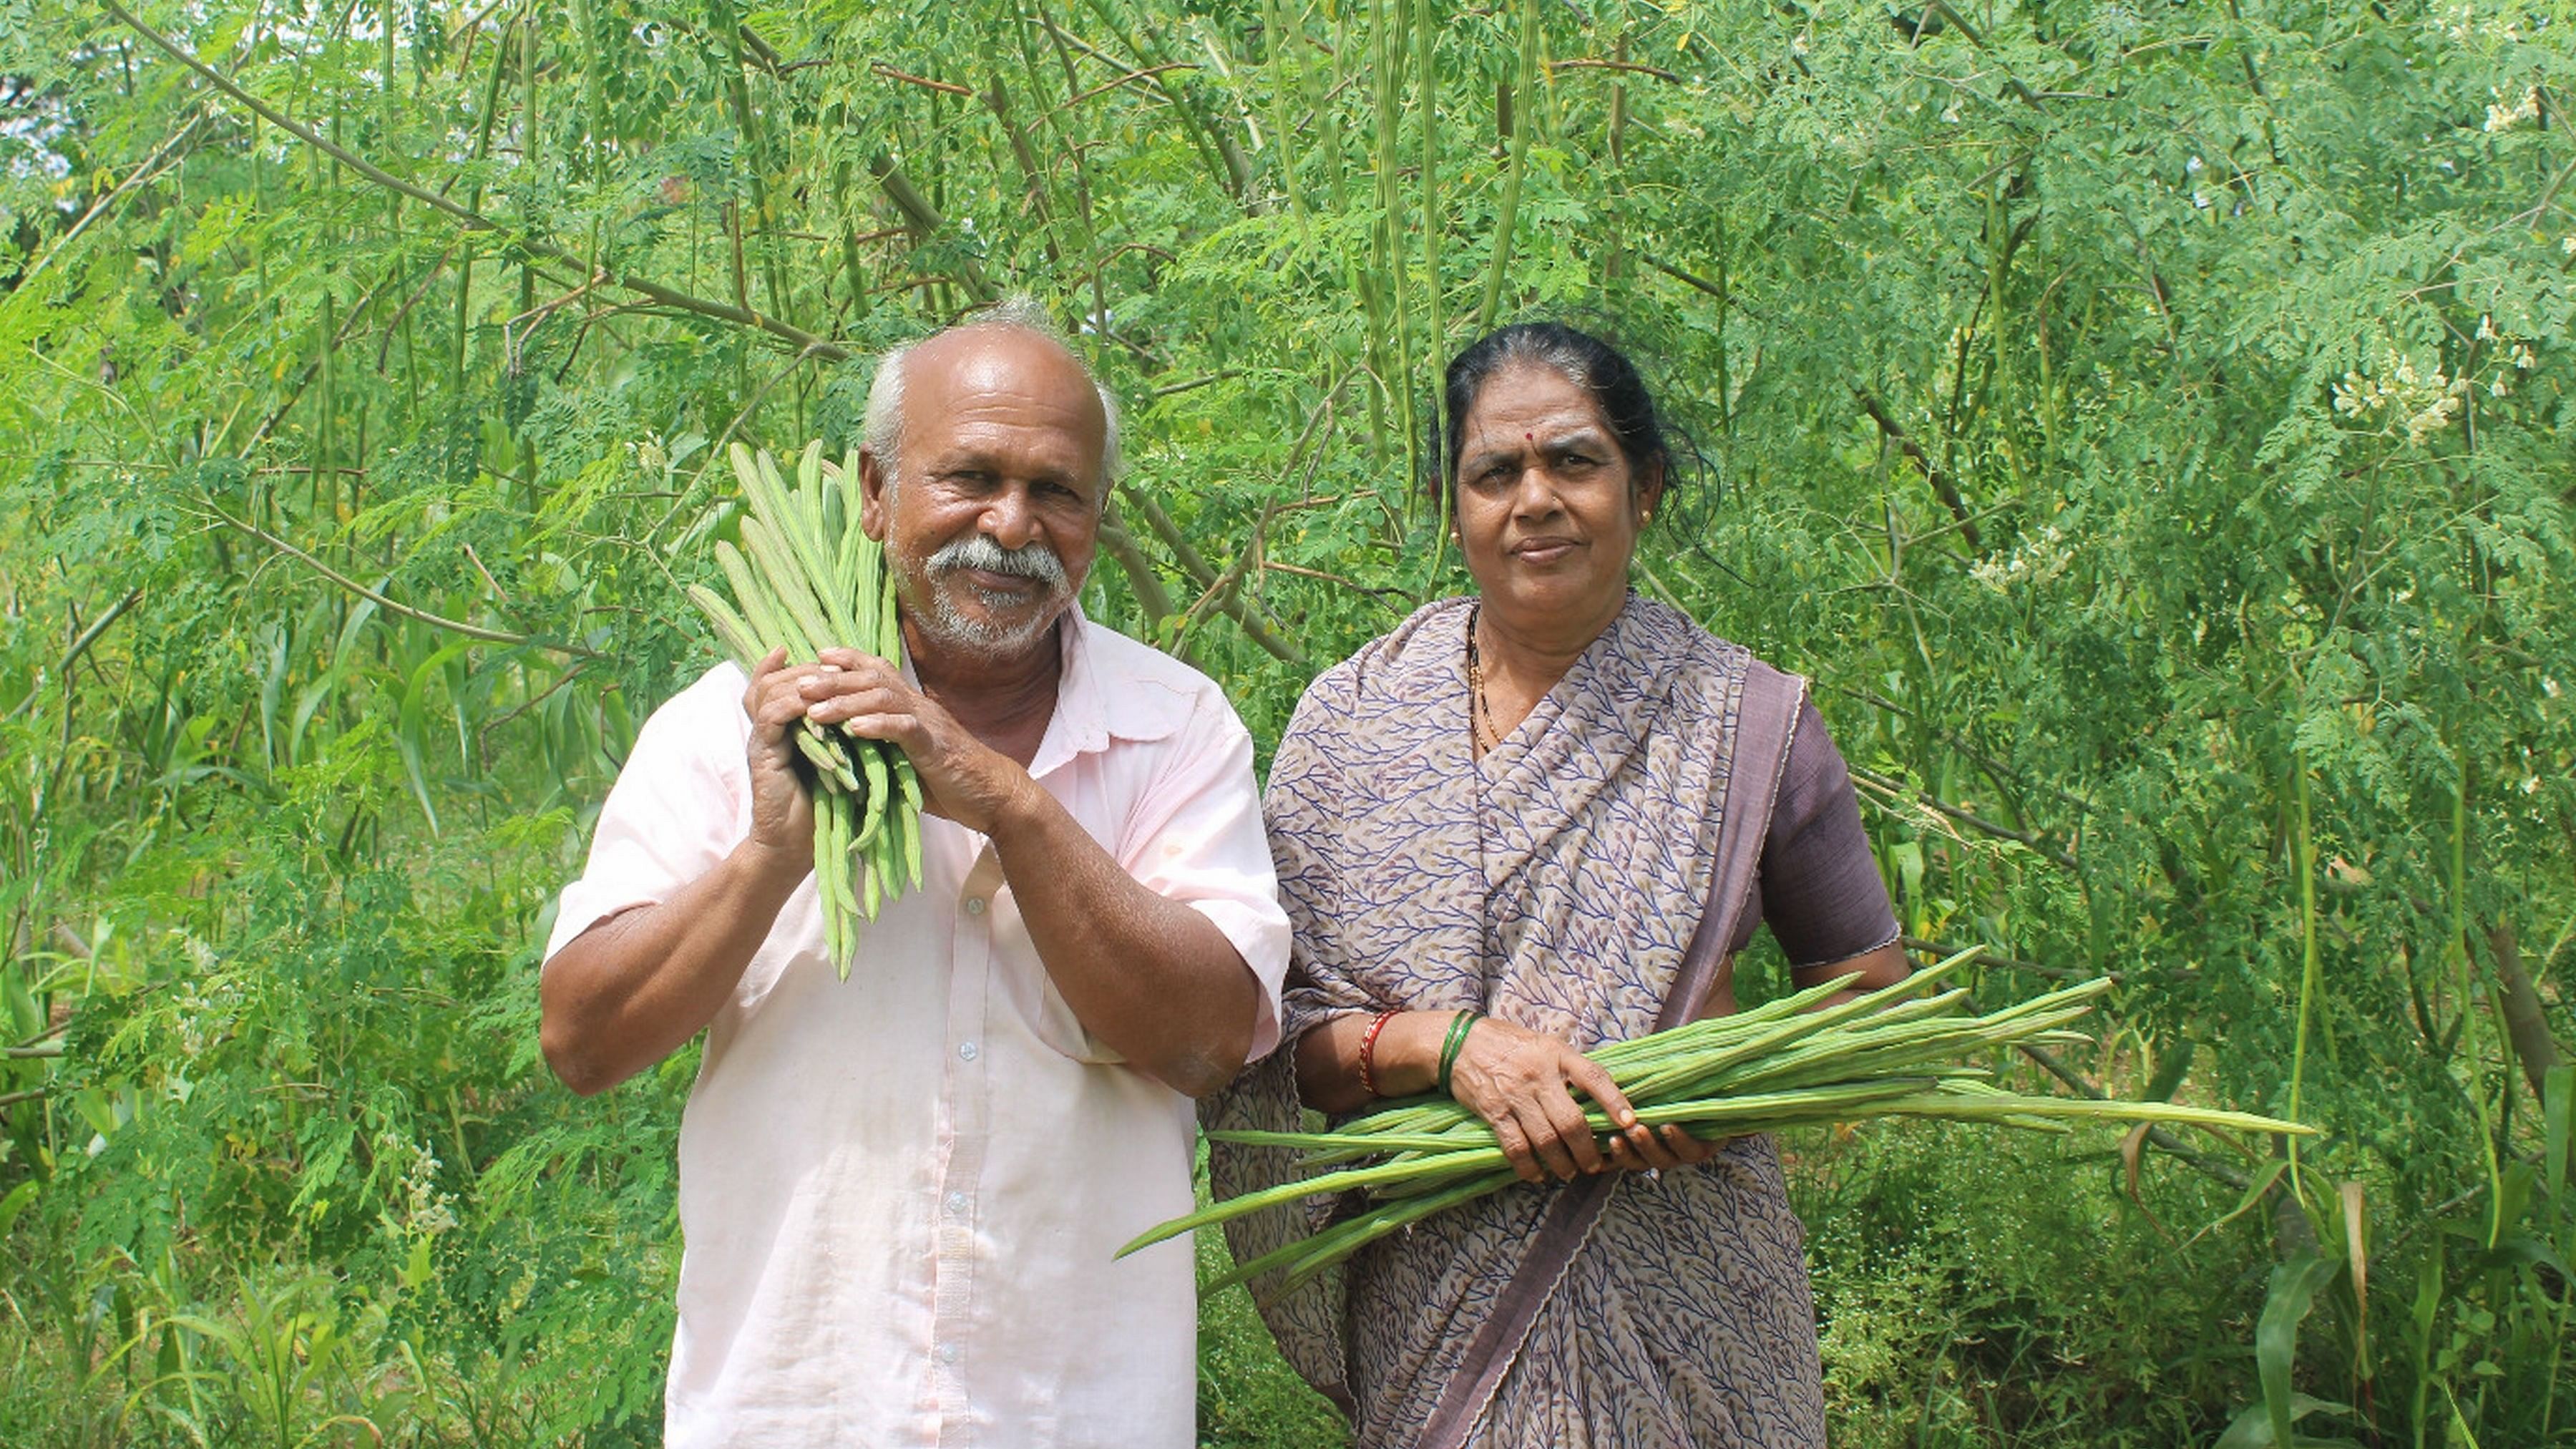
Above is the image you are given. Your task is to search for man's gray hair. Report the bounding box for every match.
[862,296,1123,494]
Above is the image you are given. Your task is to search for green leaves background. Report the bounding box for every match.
[1,0,2570,1440]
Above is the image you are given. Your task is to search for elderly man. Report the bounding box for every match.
[538,307,1288,1445]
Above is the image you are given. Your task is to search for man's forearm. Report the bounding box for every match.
[540,841,806,1095]
[989,786,1258,1098]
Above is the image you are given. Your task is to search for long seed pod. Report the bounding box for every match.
[854,744,891,849]
[1120,953,2317,1281]
[687,585,766,669]
[792,730,864,794]
[765,447,846,633]
[716,540,814,660]
[691,441,927,959]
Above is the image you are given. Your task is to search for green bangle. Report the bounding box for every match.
[1436,1010,1480,1096]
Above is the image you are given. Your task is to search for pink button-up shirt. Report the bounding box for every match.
[543,614,1291,1447]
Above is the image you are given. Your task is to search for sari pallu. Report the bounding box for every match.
[1209,595,1836,1449]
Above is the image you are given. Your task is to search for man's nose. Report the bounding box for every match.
[980,488,1040,551]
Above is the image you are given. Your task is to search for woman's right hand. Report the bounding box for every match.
[1448,1019,1701,1183]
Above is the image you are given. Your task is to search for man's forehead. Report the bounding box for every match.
[909,328,1095,407]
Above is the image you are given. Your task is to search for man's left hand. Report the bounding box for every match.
[799,648,1035,836]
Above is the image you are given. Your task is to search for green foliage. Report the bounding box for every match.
[1801,1118,2269,1448]
[3,0,2571,1440]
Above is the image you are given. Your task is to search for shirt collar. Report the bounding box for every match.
[1026,602,1185,781]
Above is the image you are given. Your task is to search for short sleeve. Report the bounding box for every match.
[1116,692,1294,1061]
[542,663,753,972]
[1755,696,1901,969]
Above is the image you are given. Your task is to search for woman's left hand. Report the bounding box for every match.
[1603,1123,1722,1174]
[1448,1018,1718,1183]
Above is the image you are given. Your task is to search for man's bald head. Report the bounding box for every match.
[862,299,1121,499]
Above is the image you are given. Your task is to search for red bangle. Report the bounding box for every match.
[1356,1010,1400,1098]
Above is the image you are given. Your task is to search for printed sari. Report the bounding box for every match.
[1209,594,1897,1448]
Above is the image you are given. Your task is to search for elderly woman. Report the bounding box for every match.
[1210,323,1911,1448]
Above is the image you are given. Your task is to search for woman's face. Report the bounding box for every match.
[1452,364,1662,635]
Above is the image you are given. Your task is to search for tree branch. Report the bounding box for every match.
[1853,389,1982,548]
[1120,487,1307,666]
[1546,58,1680,84]
[2487,919,2565,1103]
[100,0,850,362]
[867,152,1000,303]
[4,587,142,723]
[1852,763,2077,869]
[200,504,600,659]
[21,108,206,285]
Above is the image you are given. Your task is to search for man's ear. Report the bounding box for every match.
[858,449,892,542]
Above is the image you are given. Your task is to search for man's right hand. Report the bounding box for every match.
[540,653,826,1096]
[743,648,821,869]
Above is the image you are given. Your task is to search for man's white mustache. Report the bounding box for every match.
[927,533,1068,590]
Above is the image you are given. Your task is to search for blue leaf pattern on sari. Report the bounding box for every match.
[1208,595,1829,1448]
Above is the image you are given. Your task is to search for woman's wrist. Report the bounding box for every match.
[1355,1011,1452,1098]
[1435,1010,1480,1095]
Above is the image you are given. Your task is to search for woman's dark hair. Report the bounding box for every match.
[1431,322,1673,502]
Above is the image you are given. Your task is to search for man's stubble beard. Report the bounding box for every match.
[889,519,1085,665]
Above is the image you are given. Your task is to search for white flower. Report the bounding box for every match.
[2484,87,2540,133]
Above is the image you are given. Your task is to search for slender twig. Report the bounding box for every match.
[1820,680,2094,816]
[21,109,206,285]
[1149,370,1241,398]
[99,0,852,363]
[868,152,999,302]
[1636,253,1780,325]
[1901,935,2129,983]
[1170,499,1287,652]
[1851,764,2078,870]
[11,1015,73,1050]
[1121,487,1307,665]
[870,62,973,97]
[1098,502,1179,636]
[1054,61,1201,114]
[1851,390,1982,548]
[199,504,600,658]
[4,588,142,723]
[477,662,593,757]
[2514,156,2576,225]
[462,542,510,605]
[1262,560,1412,605]
[1546,57,1679,83]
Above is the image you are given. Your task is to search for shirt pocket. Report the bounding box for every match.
[988,889,1127,1065]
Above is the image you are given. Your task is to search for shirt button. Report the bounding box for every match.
[964,897,986,916]
[938,1342,959,1365]
[946,1190,968,1214]
[958,1040,979,1061]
